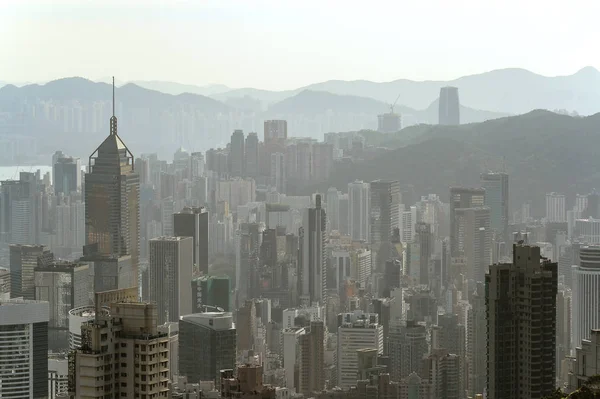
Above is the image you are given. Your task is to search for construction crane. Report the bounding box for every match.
[390,93,401,114]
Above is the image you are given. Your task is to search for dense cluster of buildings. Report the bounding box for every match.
[0,85,599,399]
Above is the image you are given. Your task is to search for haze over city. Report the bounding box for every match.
[2,2,600,399]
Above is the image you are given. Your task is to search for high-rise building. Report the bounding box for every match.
[348,180,370,242]
[230,129,245,177]
[438,86,460,125]
[0,299,49,399]
[190,151,205,179]
[69,301,170,398]
[421,349,461,399]
[34,260,89,349]
[481,172,509,237]
[299,194,327,304]
[298,320,325,396]
[271,152,286,194]
[568,329,600,393]
[179,312,236,385]
[415,222,433,285]
[326,187,340,233]
[454,207,492,282]
[264,120,288,144]
[10,244,53,299]
[571,245,600,352]
[486,244,557,399]
[370,180,401,245]
[388,320,428,382]
[449,187,485,256]
[336,311,383,390]
[53,156,82,195]
[377,112,402,133]
[149,236,193,324]
[192,274,231,312]
[84,88,140,287]
[467,282,486,398]
[245,132,260,179]
[174,206,209,275]
[546,192,567,223]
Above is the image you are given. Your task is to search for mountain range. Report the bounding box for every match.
[304,110,600,216]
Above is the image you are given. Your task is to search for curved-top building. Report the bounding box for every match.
[438,86,460,126]
[68,305,109,350]
[572,245,600,351]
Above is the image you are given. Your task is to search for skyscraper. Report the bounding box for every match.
[0,299,49,399]
[10,244,53,299]
[481,172,509,237]
[571,245,600,352]
[348,180,370,242]
[179,312,236,385]
[298,321,325,396]
[486,244,557,399]
[270,152,286,193]
[230,129,245,177]
[388,320,429,382]
[326,187,340,233]
[149,236,193,325]
[264,120,288,144]
[299,194,327,305]
[438,86,460,125]
[174,206,209,275]
[546,192,567,222]
[449,187,485,256]
[84,80,140,288]
[53,156,82,195]
[467,282,487,398]
[370,180,401,245]
[415,222,433,285]
[245,132,259,178]
[454,207,491,282]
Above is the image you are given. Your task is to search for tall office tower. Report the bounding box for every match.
[336,311,383,390]
[556,283,571,381]
[264,120,288,144]
[401,205,418,243]
[149,236,193,325]
[571,245,600,351]
[53,156,81,195]
[574,218,600,244]
[0,269,10,297]
[415,222,433,285]
[438,86,460,125]
[348,180,370,242]
[370,180,401,245]
[454,207,491,282]
[10,244,53,299]
[70,301,170,398]
[174,206,209,275]
[339,193,349,236]
[84,85,140,288]
[237,299,257,351]
[34,260,89,350]
[467,282,486,398]
[230,129,245,177]
[449,187,485,256]
[271,152,286,193]
[0,299,49,399]
[486,244,558,399]
[546,192,567,222]
[296,141,313,182]
[481,172,509,237]
[583,191,600,219]
[312,142,334,182]
[326,187,340,233]
[52,150,65,185]
[371,298,392,355]
[432,314,466,397]
[298,320,325,396]
[161,197,175,236]
[299,194,327,305]
[1,174,43,245]
[190,151,205,179]
[283,326,305,391]
[245,132,260,179]
[388,320,429,382]
[179,312,236,384]
[192,275,231,312]
[421,349,461,399]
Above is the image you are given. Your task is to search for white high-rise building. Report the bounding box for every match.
[401,206,418,243]
[161,197,175,236]
[546,192,567,222]
[336,311,383,390]
[0,299,50,399]
[575,218,600,244]
[326,187,340,233]
[571,246,600,353]
[357,249,372,288]
[575,194,588,213]
[282,327,306,392]
[348,180,370,242]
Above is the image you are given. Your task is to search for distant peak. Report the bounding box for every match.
[575,66,599,75]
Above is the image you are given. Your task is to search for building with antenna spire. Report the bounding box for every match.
[83,77,140,293]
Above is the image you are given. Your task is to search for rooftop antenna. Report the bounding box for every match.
[110,76,117,136]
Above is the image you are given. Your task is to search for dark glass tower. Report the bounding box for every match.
[439,86,460,125]
[84,79,140,288]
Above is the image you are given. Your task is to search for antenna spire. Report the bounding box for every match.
[110,76,117,136]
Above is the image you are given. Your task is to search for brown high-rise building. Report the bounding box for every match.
[84,82,140,290]
[449,187,485,256]
[298,321,325,396]
[486,244,557,399]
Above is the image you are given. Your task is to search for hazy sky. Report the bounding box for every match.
[2,0,599,90]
